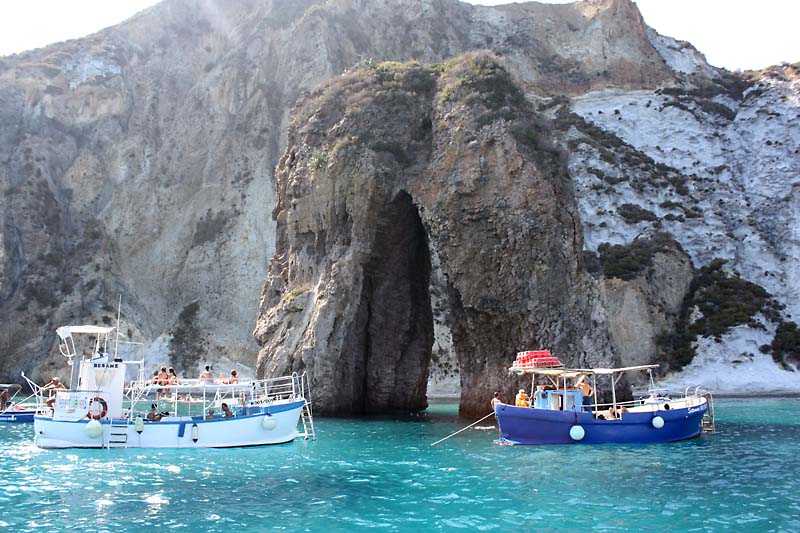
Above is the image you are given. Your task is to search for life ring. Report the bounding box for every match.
[86,397,108,420]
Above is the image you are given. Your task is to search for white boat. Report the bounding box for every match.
[28,325,316,449]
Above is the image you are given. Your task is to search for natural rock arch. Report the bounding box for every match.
[253,55,617,416]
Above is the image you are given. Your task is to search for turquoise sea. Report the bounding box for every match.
[1,398,798,532]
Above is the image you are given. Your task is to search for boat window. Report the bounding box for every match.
[549,393,561,411]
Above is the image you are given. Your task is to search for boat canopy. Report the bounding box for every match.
[56,325,115,340]
[509,364,659,376]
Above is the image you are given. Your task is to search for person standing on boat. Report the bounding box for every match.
[156,366,169,386]
[199,365,214,383]
[515,389,529,407]
[491,391,502,410]
[578,378,593,411]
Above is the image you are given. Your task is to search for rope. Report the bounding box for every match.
[430,411,495,446]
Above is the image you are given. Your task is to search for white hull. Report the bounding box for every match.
[34,400,305,449]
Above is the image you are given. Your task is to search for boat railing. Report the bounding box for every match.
[121,373,310,420]
[20,372,52,414]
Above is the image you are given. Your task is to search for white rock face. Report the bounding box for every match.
[570,63,800,393]
[659,320,800,395]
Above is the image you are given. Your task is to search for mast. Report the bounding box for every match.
[114,295,122,360]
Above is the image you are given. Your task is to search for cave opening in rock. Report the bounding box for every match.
[354,190,434,414]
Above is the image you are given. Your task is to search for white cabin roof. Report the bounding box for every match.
[56,325,115,339]
[509,364,659,376]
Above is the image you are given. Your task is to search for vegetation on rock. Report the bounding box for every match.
[658,259,784,371]
[169,301,204,373]
[591,233,682,281]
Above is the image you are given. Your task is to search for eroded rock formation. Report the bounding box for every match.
[254,56,617,415]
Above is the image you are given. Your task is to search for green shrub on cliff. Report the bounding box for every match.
[169,301,204,373]
[658,259,784,371]
[438,54,525,111]
[617,203,659,224]
[767,321,800,369]
[594,232,679,281]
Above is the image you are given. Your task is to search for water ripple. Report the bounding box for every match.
[1,399,798,531]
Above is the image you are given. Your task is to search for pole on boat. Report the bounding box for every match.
[430,412,495,447]
[114,295,122,359]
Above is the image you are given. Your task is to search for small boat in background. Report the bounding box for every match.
[27,324,316,449]
[494,350,715,445]
[0,383,37,423]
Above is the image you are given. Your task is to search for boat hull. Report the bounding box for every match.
[495,401,707,445]
[33,400,305,449]
[0,409,35,423]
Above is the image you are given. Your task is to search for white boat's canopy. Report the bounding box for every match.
[56,325,115,339]
[509,364,659,376]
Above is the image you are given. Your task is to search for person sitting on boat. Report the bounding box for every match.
[43,377,68,409]
[146,403,163,422]
[607,405,628,419]
[221,403,234,418]
[199,365,214,384]
[515,389,529,407]
[217,373,227,384]
[227,369,239,384]
[205,408,217,420]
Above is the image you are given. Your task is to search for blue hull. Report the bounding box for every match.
[495,402,707,445]
[0,410,35,423]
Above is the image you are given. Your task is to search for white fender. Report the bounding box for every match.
[85,419,103,438]
[652,416,665,429]
[262,415,278,430]
[569,425,585,441]
[134,416,144,434]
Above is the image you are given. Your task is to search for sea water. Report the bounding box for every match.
[0,398,798,532]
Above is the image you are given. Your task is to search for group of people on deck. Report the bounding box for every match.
[198,365,239,385]
[149,366,240,387]
[145,365,240,421]
[493,378,596,411]
[496,379,629,419]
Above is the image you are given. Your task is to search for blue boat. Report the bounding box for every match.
[494,357,714,445]
[1,384,37,423]
[0,407,36,423]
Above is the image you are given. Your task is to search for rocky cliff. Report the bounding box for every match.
[0,0,798,409]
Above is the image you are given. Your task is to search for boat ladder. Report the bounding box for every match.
[299,400,316,441]
[702,392,716,433]
[107,419,130,448]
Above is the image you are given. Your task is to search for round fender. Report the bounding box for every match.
[569,425,585,441]
[262,415,278,430]
[652,416,665,429]
[85,419,103,438]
